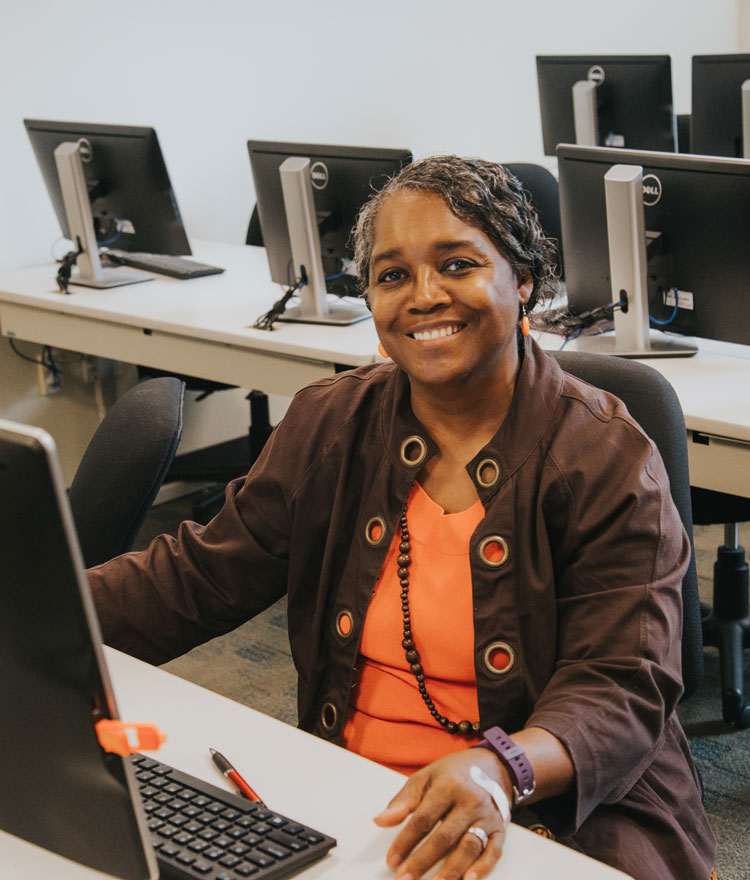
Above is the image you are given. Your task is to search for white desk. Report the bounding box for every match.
[0,648,632,879]
[0,242,748,496]
[0,242,380,399]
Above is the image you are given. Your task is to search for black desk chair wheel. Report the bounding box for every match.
[551,351,703,702]
[69,377,185,568]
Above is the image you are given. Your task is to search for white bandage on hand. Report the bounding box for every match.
[470,764,511,827]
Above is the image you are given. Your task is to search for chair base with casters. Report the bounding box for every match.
[692,487,750,729]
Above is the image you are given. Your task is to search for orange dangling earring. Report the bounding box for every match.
[520,305,530,337]
[377,342,390,359]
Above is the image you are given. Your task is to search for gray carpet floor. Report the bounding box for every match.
[135,499,750,879]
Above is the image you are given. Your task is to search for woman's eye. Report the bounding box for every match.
[377,268,406,284]
[444,258,476,273]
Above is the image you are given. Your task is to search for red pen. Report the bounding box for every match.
[210,748,263,803]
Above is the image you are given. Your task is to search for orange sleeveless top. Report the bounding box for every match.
[341,483,484,774]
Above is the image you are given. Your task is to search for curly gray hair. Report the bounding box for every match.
[351,155,558,310]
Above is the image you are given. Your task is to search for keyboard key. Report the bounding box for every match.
[219,854,241,868]
[192,861,213,875]
[236,864,259,877]
[258,841,291,860]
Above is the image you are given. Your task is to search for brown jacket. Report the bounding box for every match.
[89,339,715,879]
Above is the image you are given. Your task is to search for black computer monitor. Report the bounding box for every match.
[536,56,676,156]
[557,143,750,353]
[247,140,411,324]
[691,54,750,158]
[24,119,190,286]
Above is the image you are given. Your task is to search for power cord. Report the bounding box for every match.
[56,241,83,294]
[9,339,62,388]
[253,278,305,330]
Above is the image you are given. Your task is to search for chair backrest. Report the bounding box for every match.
[69,377,185,568]
[551,350,703,700]
[503,162,564,279]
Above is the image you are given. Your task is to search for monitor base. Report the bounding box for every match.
[70,267,154,289]
[569,331,697,358]
[279,299,371,326]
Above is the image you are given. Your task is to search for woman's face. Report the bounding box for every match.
[368,190,532,392]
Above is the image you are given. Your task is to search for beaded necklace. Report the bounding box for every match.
[397,497,480,737]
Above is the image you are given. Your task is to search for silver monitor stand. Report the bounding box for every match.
[53,140,151,289]
[570,163,696,359]
[276,156,369,325]
[743,80,750,160]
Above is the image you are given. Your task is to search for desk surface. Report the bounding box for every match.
[0,648,632,879]
[1,242,748,492]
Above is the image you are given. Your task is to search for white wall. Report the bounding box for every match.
[0,0,742,272]
[0,0,742,477]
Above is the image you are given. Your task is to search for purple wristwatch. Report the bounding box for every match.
[472,725,536,806]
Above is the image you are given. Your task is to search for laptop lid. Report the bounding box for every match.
[0,419,157,879]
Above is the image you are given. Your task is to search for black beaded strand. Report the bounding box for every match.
[398,502,480,737]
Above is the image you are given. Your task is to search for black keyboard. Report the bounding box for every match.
[105,250,225,280]
[132,754,336,880]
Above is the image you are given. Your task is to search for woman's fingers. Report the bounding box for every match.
[393,807,505,880]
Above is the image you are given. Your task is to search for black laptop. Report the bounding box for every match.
[0,420,335,879]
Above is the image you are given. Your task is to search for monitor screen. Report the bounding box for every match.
[247,140,412,292]
[557,144,750,347]
[536,56,676,156]
[691,54,750,157]
[24,119,191,255]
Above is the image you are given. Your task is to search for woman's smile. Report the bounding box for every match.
[409,322,466,342]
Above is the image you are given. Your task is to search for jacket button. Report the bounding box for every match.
[365,516,386,546]
[320,702,339,732]
[478,535,509,568]
[529,824,555,840]
[475,458,500,488]
[400,435,427,468]
[483,641,515,675]
[335,609,354,639]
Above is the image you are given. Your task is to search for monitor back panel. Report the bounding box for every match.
[0,421,155,879]
[536,56,675,156]
[558,145,750,347]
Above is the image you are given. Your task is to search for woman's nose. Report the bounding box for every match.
[409,268,450,310]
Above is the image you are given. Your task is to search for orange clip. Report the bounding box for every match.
[95,719,167,756]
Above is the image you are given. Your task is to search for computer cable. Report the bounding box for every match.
[253,278,305,330]
[8,339,62,388]
[55,239,83,294]
[649,287,680,326]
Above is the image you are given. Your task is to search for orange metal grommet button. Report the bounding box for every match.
[400,435,427,468]
[476,458,500,488]
[529,824,555,840]
[321,702,339,732]
[483,641,515,675]
[365,516,386,546]
[335,609,354,638]
[478,535,509,568]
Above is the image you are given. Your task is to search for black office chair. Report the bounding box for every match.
[692,488,750,728]
[69,377,185,568]
[551,351,703,701]
[503,163,564,279]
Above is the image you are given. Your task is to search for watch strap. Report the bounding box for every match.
[471,725,536,806]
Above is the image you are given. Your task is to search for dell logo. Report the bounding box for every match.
[587,65,605,86]
[310,161,329,191]
[642,174,662,206]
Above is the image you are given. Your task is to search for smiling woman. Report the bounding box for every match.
[88,156,716,880]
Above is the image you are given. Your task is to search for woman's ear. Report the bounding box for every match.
[518,275,533,305]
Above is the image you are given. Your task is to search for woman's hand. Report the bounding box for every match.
[373,747,512,880]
